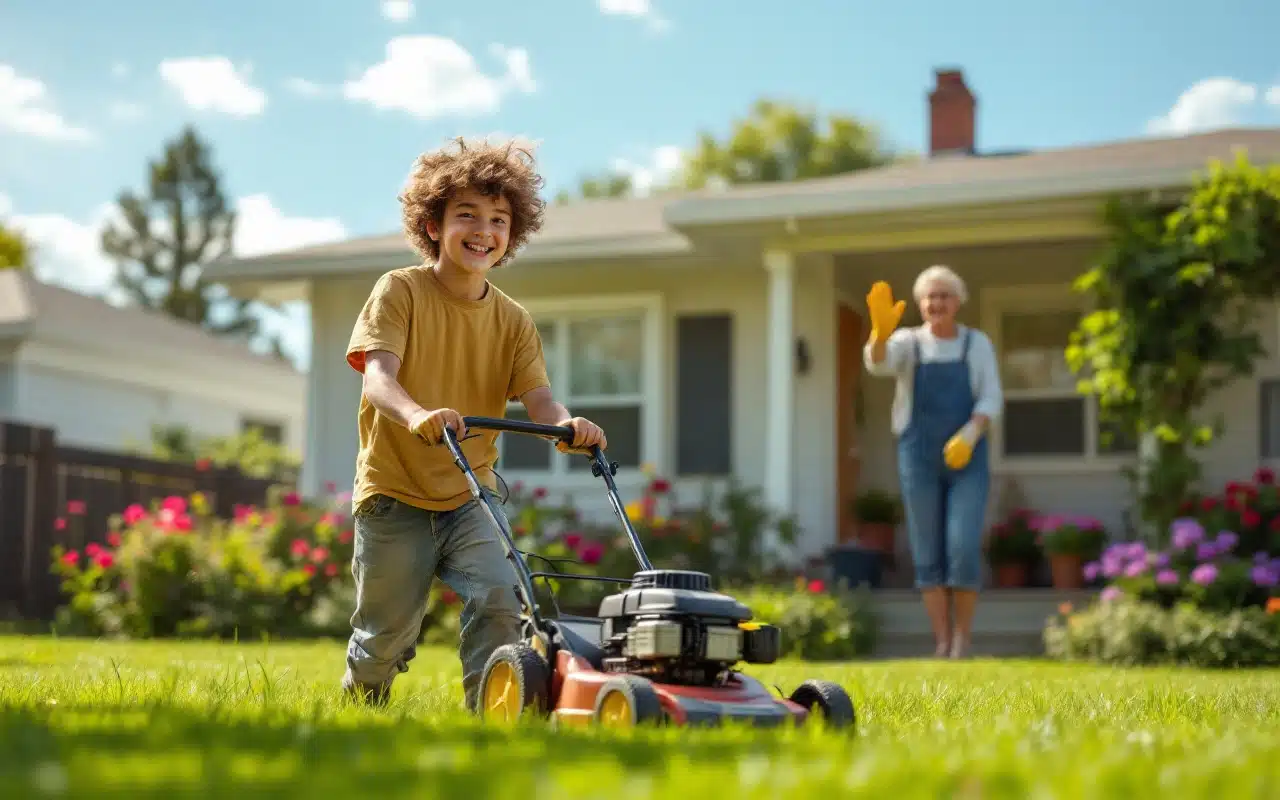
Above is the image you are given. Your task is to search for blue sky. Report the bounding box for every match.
[1,0,1278,367]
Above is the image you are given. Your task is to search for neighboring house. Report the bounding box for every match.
[0,269,306,457]
[204,68,1280,562]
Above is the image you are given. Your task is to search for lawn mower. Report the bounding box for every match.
[440,416,856,730]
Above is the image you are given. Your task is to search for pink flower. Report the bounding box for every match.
[807,579,825,593]
[324,563,339,578]
[1191,563,1218,586]
[53,518,66,531]
[337,530,353,545]
[66,500,86,515]
[106,532,122,547]
[85,542,101,557]
[232,504,254,522]
[578,542,604,565]
[532,487,547,500]
[93,551,114,569]
[290,539,311,557]
[563,532,582,549]
[310,547,330,563]
[61,550,79,566]
[122,504,147,526]
[1100,586,1122,603]
[282,492,301,506]
[1156,569,1179,586]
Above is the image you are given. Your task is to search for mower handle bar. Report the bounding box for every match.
[457,415,575,444]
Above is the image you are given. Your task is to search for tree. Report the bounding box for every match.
[553,171,635,205]
[678,99,898,189]
[1066,152,1280,543]
[101,125,280,352]
[0,220,30,270]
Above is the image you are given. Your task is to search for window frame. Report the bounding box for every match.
[981,284,1138,474]
[498,292,665,488]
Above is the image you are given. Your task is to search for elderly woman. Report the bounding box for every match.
[863,266,1003,659]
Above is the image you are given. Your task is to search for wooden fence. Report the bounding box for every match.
[0,420,294,622]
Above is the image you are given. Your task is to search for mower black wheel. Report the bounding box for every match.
[594,675,666,728]
[478,641,551,723]
[789,679,856,730]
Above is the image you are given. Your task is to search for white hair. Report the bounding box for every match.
[912,265,968,304]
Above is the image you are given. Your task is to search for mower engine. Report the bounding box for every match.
[596,569,780,686]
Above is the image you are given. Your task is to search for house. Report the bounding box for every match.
[0,269,306,456]
[202,68,1280,566]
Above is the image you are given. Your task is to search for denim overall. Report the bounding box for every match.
[896,328,990,590]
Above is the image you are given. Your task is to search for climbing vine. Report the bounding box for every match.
[1066,152,1280,542]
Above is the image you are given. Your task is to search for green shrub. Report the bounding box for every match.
[1044,596,1280,668]
[729,579,878,661]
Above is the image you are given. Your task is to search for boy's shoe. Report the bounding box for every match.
[343,679,392,707]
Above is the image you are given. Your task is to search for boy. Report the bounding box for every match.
[341,137,606,711]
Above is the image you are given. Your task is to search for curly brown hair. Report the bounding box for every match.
[399,136,547,267]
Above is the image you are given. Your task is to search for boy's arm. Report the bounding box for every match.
[520,386,607,451]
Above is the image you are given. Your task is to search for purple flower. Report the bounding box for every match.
[1125,542,1147,561]
[1256,551,1271,566]
[1100,586,1123,603]
[1214,531,1238,553]
[1124,560,1148,577]
[1156,569,1180,586]
[1171,518,1205,549]
[1191,563,1218,586]
[1196,542,1219,562]
[1252,566,1279,588]
[1083,561,1101,581]
[1101,557,1124,578]
[1153,551,1171,569]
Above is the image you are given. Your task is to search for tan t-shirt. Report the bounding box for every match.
[346,266,550,512]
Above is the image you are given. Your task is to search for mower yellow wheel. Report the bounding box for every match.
[477,642,550,724]
[593,675,665,728]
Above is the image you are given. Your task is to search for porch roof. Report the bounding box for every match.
[203,127,1280,283]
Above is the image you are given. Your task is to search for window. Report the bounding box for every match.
[499,296,661,479]
[986,288,1137,465]
[241,417,285,444]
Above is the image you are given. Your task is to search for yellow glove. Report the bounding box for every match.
[865,281,905,342]
[944,421,983,470]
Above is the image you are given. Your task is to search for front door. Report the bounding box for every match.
[836,301,863,546]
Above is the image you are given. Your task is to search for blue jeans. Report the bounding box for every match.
[898,459,989,591]
[342,492,522,710]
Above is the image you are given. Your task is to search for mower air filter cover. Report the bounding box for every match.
[629,570,712,592]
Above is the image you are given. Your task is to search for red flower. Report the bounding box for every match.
[282,492,301,506]
[1226,495,1241,511]
[807,579,825,593]
[1200,497,1219,511]
[302,564,316,577]
[106,532,122,547]
[338,530,353,545]
[54,518,66,531]
[61,550,79,566]
[1243,509,1262,528]
[161,496,187,515]
[564,532,582,549]
[93,551,114,569]
[290,539,311,557]
[310,547,330,563]
[532,487,547,500]
[324,563,339,578]
[1257,467,1275,485]
[195,458,211,471]
[440,589,459,605]
[649,478,671,494]
[1270,516,1280,532]
[66,500,86,515]
[122,504,147,526]
[325,481,337,493]
[1178,500,1195,513]
[579,542,604,565]
[85,542,101,557]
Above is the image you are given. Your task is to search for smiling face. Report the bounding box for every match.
[425,188,512,275]
[917,279,961,327]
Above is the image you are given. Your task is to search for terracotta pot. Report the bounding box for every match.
[992,562,1030,588]
[855,521,896,554]
[1049,553,1085,589]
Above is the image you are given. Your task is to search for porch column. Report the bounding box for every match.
[763,250,795,521]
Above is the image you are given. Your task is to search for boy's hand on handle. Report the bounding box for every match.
[865,281,905,343]
[554,416,607,454]
[409,408,466,445]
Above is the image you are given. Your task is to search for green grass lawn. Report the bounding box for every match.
[3,636,1279,798]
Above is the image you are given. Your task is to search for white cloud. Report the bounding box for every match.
[0,64,93,142]
[108,101,146,122]
[343,36,535,120]
[381,0,414,22]
[597,0,670,32]
[612,145,682,195]
[283,77,326,97]
[159,56,267,116]
[1268,85,1280,107]
[1147,77,1261,135]
[1,193,343,367]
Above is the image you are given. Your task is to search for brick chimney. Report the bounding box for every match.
[928,68,976,156]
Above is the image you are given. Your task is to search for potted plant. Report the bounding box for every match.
[1036,514,1107,589]
[851,489,902,554]
[984,509,1041,587]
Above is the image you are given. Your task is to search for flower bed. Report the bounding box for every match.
[46,470,876,657]
[1044,468,1280,666]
